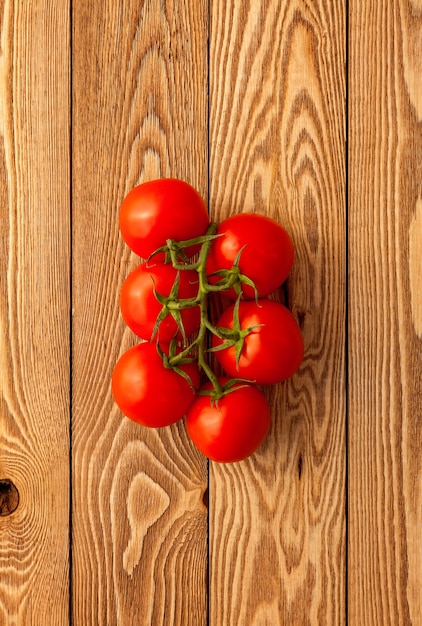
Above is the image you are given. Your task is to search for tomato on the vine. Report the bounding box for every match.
[185,380,271,463]
[119,178,210,259]
[111,342,199,427]
[120,262,200,343]
[206,213,294,299]
[212,299,304,384]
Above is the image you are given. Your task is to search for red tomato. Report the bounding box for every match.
[120,262,200,342]
[111,342,200,427]
[185,380,271,463]
[212,300,304,384]
[119,178,210,259]
[206,213,294,299]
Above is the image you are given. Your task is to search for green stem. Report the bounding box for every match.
[160,224,260,401]
[196,291,224,395]
[167,223,224,395]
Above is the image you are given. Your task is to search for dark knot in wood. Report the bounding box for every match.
[0,479,20,516]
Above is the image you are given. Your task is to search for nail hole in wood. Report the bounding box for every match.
[281,282,289,307]
[202,487,209,508]
[297,455,303,480]
[0,479,20,516]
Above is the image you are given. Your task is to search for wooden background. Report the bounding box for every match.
[0,0,421,624]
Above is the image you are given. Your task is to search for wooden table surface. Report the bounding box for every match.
[0,1,421,624]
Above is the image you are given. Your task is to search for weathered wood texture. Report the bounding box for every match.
[1,0,421,624]
[71,1,208,624]
[349,1,422,624]
[208,1,346,624]
[0,1,70,624]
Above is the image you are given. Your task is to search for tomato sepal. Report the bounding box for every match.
[147,227,223,271]
[155,340,197,390]
[150,271,201,343]
[208,295,265,369]
[206,244,260,301]
[171,364,198,391]
[207,338,236,352]
[196,377,256,401]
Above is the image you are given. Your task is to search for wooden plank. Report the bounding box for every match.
[349,0,422,623]
[71,1,208,624]
[0,1,70,624]
[208,1,346,624]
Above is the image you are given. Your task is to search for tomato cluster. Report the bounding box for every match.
[112,178,304,463]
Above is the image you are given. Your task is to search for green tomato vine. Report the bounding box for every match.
[149,222,259,399]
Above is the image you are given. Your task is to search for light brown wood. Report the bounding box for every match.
[71,1,209,624]
[0,1,70,623]
[208,1,346,624]
[1,0,421,623]
[349,1,422,624]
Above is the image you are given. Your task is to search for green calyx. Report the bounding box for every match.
[155,339,197,391]
[206,245,259,300]
[207,294,264,370]
[151,222,261,400]
[151,271,200,344]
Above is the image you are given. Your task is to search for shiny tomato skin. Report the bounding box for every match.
[212,300,304,384]
[119,179,210,259]
[111,342,200,427]
[206,213,294,299]
[185,381,271,463]
[120,262,200,342]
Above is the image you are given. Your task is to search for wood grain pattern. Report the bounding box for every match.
[209,1,346,624]
[71,1,208,624]
[349,1,422,624]
[0,1,70,623]
[1,0,421,623]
